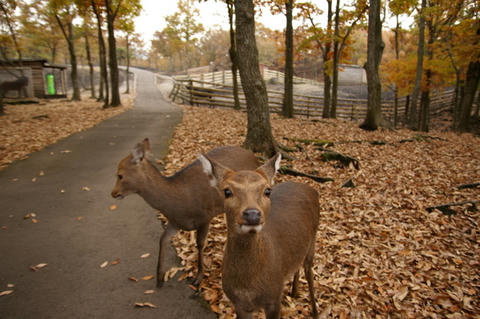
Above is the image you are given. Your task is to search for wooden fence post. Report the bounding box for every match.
[189,80,193,106]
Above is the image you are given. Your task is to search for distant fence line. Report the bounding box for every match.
[164,71,455,123]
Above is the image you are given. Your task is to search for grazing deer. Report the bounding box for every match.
[0,76,28,98]
[199,153,319,319]
[111,138,259,287]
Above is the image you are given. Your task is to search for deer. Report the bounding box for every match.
[199,153,319,319]
[0,76,28,98]
[111,138,259,288]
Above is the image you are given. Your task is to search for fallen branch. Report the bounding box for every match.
[319,150,360,170]
[279,166,333,183]
[457,182,480,190]
[426,200,479,215]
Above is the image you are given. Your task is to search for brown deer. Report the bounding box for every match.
[111,138,259,288]
[199,153,319,319]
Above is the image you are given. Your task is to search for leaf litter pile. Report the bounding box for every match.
[162,105,479,318]
[0,93,133,170]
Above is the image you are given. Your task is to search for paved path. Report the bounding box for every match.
[0,69,215,319]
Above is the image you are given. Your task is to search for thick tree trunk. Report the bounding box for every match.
[84,26,95,99]
[393,15,400,128]
[360,0,384,131]
[408,0,426,130]
[283,0,294,118]
[227,0,241,110]
[457,59,480,132]
[106,0,121,107]
[330,0,340,118]
[235,0,276,156]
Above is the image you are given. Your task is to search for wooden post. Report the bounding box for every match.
[222,70,225,85]
[189,80,194,106]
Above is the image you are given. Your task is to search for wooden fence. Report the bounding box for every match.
[166,76,456,123]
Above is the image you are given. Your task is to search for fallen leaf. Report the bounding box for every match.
[134,302,157,308]
[76,216,84,222]
[141,253,150,259]
[109,205,117,211]
[60,189,65,193]
[82,186,90,191]
[0,290,14,297]
[394,286,409,301]
[32,177,37,182]
[100,261,108,268]
[1,226,7,230]
[128,276,139,282]
[30,263,48,272]
[7,284,14,288]
[31,218,38,224]
[61,150,72,153]
[144,290,154,295]
[39,170,45,176]
[141,275,154,281]
[111,258,120,265]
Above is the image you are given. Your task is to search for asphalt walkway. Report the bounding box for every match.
[0,69,215,318]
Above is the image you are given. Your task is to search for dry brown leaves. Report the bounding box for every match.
[0,92,133,170]
[164,105,480,318]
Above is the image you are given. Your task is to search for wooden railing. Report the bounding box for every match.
[166,76,457,122]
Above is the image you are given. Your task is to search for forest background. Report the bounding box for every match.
[0,0,479,133]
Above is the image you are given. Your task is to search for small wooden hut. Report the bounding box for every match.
[0,59,67,99]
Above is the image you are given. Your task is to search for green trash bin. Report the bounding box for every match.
[46,73,56,95]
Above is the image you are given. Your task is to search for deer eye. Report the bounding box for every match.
[224,188,233,198]
[264,188,272,197]
[118,174,123,180]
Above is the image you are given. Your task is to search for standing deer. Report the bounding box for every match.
[111,138,259,287]
[199,153,319,319]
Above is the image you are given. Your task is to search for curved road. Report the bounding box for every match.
[0,69,215,318]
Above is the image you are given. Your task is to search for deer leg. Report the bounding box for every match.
[156,223,177,288]
[192,223,209,286]
[235,308,253,319]
[304,246,319,319]
[265,299,281,319]
[290,270,300,298]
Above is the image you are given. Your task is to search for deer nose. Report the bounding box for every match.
[242,209,261,225]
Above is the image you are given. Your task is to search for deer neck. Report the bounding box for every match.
[136,162,179,213]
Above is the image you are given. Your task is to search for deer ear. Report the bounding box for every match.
[131,138,153,164]
[257,153,281,185]
[198,153,232,187]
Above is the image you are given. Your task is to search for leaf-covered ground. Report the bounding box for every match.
[0,94,133,170]
[163,105,480,318]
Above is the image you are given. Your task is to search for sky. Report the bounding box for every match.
[134,0,287,46]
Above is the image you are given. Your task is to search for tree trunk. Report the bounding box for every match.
[393,15,400,128]
[55,13,81,102]
[125,33,130,94]
[227,0,241,110]
[91,0,108,106]
[283,0,294,118]
[457,26,480,132]
[330,0,340,118]
[360,0,384,131]
[419,20,434,132]
[84,25,95,99]
[322,0,333,118]
[235,0,276,156]
[457,59,480,132]
[408,0,426,130]
[105,0,121,107]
